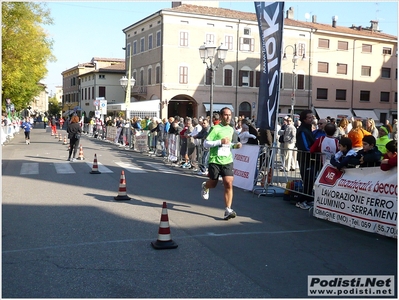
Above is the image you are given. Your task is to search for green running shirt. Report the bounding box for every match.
[206,124,235,165]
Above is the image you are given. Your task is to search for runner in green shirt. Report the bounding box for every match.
[201,107,242,220]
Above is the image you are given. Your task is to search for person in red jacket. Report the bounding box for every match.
[380,140,397,171]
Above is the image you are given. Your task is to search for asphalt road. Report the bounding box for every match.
[2,126,397,298]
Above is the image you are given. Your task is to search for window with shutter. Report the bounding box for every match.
[360,90,370,102]
[337,41,348,50]
[317,88,328,100]
[318,38,329,48]
[225,35,233,50]
[380,92,390,102]
[156,66,160,84]
[381,67,391,78]
[224,69,232,86]
[249,71,254,87]
[297,74,304,90]
[140,70,144,85]
[180,31,188,47]
[317,62,329,73]
[148,68,152,85]
[382,47,392,55]
[361,66,371,76]
[238,70,243,86]
[179,66,188,84]
[337,63,347,75]
[362,44,372,53]
[99,86,106,98]
[336,89,346,101]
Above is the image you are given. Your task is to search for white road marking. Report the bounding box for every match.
[54,162,76,174]
[20,163,39,175]
[142,162,179,174]
[85,162,113,173]
[114,161,146,173]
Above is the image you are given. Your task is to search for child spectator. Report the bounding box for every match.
[238,123,257,144]
[310,122,339,165]
[330,137,357,171]
[376,125,392,155]
[349,135,382,168]
[380,140,397,171]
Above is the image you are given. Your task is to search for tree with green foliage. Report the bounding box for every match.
[2,2,55,112]
[48,96,60,117]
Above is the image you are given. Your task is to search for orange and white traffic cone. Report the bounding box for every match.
[55,132,59,139]
[58,133,62,142]
[151,202,178,250]
[114,170,131,201]
[90,154,101,174]
[76,145,85,160]
[63,136,67,145]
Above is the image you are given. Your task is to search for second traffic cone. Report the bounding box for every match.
[90,154,101,174]
[76,145,85,160]
[63,136,67,145]
[58,133,62,141]
[114,170,131,201]
[151,202,178,250]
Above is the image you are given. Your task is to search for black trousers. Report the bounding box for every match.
[297,151,316,202]
[68,137,80,159]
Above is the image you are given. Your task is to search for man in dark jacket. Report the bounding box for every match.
[295,109,316,209]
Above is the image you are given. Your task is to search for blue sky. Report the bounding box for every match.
[43,1,398,95]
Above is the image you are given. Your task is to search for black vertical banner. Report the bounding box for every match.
[254,2,284,132]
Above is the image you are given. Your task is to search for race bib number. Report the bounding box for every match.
[218,144,231,156]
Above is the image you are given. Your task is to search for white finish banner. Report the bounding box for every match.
[232,144,259,191]
[314,164,397,238]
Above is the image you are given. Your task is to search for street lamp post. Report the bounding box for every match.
[120,44,136,148]
[283,44,306,119]
[199,42,228,117]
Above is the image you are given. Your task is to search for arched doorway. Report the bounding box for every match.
[239,101,252,118]
[168,95,197,118]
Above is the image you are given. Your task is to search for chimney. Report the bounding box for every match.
[312,15,317,23]
[332,16,338,28]
[171,2,182,8]
[370,20,379,31]
[286,7,294,19]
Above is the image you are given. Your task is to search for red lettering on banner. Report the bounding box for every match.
[233,169,249,179]
[373,181,398,196]
[234,154,250,163]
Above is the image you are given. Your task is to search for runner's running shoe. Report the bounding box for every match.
[201,182,209,200]
[223,209,237,220]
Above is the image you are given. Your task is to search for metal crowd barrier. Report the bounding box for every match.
[253,145,325,199]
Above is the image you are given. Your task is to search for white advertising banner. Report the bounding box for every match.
[314,164,397,238]
[232,144,259,191]
[167,134,179,162]
[134,131,148,152]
